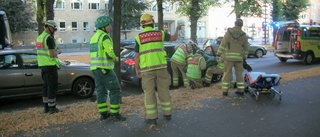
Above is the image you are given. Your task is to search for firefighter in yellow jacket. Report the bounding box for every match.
[186,49,207,89]
[134,13,182,126]
[90,16,126,121]
[170,40,195,89]
[216,18,249,96]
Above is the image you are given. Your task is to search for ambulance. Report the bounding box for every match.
[274,21,320,65]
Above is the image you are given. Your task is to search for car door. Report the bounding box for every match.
[20,53,43,94]
[0,53,24,98]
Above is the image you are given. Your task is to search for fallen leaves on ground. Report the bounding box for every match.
[0,55,319,136]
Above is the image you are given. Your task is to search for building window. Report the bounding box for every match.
[150,4,157,12]
[59,22,66,32]
[71,0,83,10]
[83,39,87,43]
[59,39,64,44]
[105,0,109,10]
[54,0,66,9]
[89,3,99,10]
[163,5,171,12]
[72,39,78,43]
[83,22,90,31]
[72,22,78,31]
[135,26,141,31]
[311,3,316,9]
[312,13,316,20]
[33,22,38,32]
[301,14,308,19]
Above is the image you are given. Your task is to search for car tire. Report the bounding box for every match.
[254,49,263,58]
[278,57,287,62]
[303,52,313,65]
[211,74,222,82]
[72,77,95,99]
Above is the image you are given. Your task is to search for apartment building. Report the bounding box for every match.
[12,0,209,46]
[299,0,320,25]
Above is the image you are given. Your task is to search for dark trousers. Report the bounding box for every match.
[41,66,58,106]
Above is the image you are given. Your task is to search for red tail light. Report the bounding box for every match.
[295,41,301,50]
[297,29,301,36]
[124,59,135,66]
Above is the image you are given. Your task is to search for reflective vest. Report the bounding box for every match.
[36,31,60,68]
[135,27,166,72]
[171,43,190,65]
[186,55,203,79]
[90,30,114,70]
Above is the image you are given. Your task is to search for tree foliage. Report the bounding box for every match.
[171,0,220,43]
[282,0,308,20]
[232,0,263,19]
[271,0,284,22]
[0,0,35,34]
[120,0,147,30]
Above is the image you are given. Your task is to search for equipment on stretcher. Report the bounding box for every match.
[244,72,282,101]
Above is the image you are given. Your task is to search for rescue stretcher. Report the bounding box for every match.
[244,72,282,101]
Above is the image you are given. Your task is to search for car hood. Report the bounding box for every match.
[61,60,90,67]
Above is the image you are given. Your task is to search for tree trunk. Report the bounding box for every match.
[46,0,55,20]
[36,0,45,35]
[190,0,200,44]
[235,0,241,19]
[157,0,163,31]
[113,0,121,83]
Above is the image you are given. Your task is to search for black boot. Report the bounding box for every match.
[164,115,171,121]
[44,103,49,113]
[100,112,110,121]
[49,105,62,114]
[110,113,126,121]
[145,118,157,125]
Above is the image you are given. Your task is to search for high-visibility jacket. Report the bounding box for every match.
[135,27,166,72]
[90,30,116,70]
[171,43,191,65]
[186,54,206,79]
[217,26,249,61]
[36,31,60,68]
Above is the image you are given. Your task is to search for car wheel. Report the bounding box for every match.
[255,49,263,58]
[278,57,287,62]
[72,77,95,99]
[303,52,313,65]
[211,74,222,82]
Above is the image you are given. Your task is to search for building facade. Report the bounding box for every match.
[13,0,209,46]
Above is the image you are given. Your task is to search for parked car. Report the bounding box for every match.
[120,43,222,88]
[0,49,95,99]
[120,39,135,51]
[120,43,178,88]
[203,37,267,58]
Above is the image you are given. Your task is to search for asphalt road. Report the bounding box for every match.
[35,76,320,137]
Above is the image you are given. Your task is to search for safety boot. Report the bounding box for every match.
[48,106,62,114]
[110,113,126,122]
[164,115,171,121]
[203,82,211,87]
[43,103,49,113]
[235,91,244,96]
[145,118,157,125]
[100,112,111,121]
[222,92,228,96]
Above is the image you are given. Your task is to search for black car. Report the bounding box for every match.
[120,43,178,88]
[120,40,135,51]
[120,43,222,89]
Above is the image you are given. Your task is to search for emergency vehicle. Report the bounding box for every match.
[0,10,12,49]
[274,21,320,65]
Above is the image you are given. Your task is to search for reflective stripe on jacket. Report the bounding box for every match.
[186,54,203,79]
[171,43,190,65]
[36,31,60,68]
[135,27,166,72]
[90,30,115,70]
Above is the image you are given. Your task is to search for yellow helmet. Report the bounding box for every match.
[140,13,154,25]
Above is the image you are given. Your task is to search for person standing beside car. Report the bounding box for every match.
[170,40,195,89]
[36,20,61,114]
[134,13,182,126]
[216,18,249,96]
[90,15,126,122]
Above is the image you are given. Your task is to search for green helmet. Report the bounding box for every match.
[95,16,112,28]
